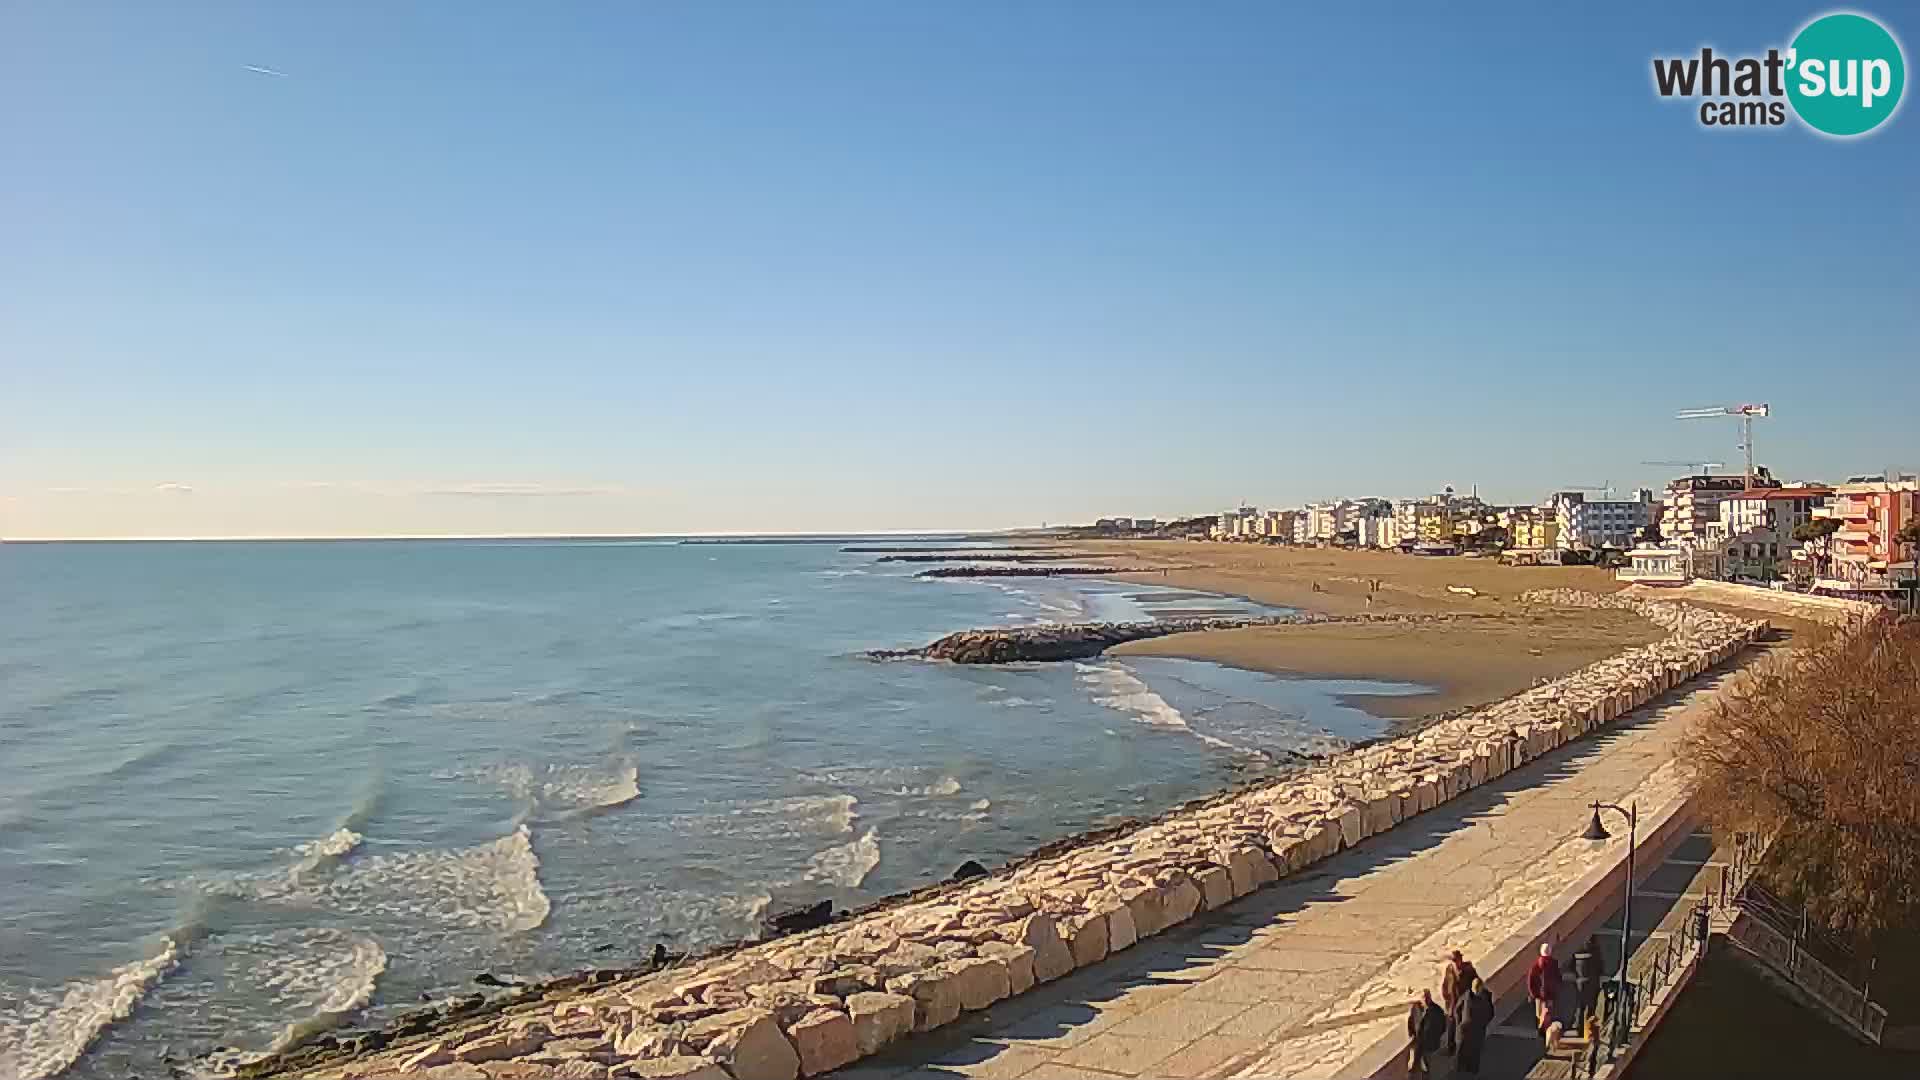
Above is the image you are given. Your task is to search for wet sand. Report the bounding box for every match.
[1084,541,1661,720]
[1111,609,1663,719]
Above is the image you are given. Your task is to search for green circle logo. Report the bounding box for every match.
[1786,12,1906,136]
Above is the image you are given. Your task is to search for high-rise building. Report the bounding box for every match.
[1659,469,1775,546]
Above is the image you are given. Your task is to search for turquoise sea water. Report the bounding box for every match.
[0,540,1424,1078]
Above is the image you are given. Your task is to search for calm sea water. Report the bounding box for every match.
[0,540,1422,1078]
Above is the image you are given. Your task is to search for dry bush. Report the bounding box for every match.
[1683,618,1920,938]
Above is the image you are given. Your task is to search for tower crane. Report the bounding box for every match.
[1641,460,1726,474]
[1676,404,1769,489]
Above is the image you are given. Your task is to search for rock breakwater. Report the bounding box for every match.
[869,613,1446,664]
[251,593,1766,1080]
[913,565,1151,578]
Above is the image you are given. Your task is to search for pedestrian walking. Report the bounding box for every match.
[1572,935,1603,1031]
[1527,942,1563,1036]
[1442,951,1480,1054]
[1406,989,1447,1075]
[1456,977,1495,1075]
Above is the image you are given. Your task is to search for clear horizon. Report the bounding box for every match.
[5,1,1916,540]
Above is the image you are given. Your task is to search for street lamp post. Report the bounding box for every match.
[1582,801,1638,1058]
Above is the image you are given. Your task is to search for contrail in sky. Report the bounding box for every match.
[243,64,289,77]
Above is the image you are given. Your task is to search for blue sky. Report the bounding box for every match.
[2,1,1915,537]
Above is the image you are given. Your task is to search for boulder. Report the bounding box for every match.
[886,967,961,1032]
[1160,875,1203,926]
[1194,865,1233,909]
[688,1009,800,1080]
[785,1009,859,1077]
[845,991,916,1055]
[978,940,1038,994]
[1003,913,1074,982]
[944,955,1012,1010]
[764,900,835,937]
[948,860,991,882]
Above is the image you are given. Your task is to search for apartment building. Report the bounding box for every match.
[1807,477,1919,590]
[1659,469,1775,546]
[1551,489,1657,551]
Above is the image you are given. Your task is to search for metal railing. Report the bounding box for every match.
[1567,900,1713,1079]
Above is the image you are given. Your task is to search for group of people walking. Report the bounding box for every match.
[1405,950,1495,1075]
[1406,937,1609,1076]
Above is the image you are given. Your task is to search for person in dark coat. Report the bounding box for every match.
[1456,977,1496,1075]
[1572,935,1605,1032]
[1441,951,1479,1053]
[1527,942,1563,1035]
[1406,989,1447,1075]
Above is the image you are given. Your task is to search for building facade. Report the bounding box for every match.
[1808,478,1919,591]
[1551,489,1657,551]
[1659,469,1775,547]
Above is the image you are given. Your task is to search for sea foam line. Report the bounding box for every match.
[0,937,181,1080]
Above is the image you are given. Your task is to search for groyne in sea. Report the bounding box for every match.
[246,592,1767,1080]
[868,612,1456,664]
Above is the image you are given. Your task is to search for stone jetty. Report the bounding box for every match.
[249,592,1766,1080]
[874,553,1090,563]
[913,565,1153,578]
[869,612,1443,664]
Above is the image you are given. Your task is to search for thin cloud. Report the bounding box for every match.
[243,64,289,78]
[155,483,195,495]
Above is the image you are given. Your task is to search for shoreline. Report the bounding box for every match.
[240,592,1769,1079]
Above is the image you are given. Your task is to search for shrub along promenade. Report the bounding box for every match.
[253,594,1767,1080]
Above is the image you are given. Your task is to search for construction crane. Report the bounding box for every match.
[1561,483,1617,498]
[1676,404,1769,489]
[1641,460,1726,474]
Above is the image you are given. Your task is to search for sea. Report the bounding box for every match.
[0,539,1426,1079]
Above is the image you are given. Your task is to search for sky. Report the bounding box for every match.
[2,1,1916,539]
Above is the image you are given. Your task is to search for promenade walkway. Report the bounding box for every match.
[828,660,1751,1080]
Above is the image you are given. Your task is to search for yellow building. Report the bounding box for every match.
[1509,510,1560,550]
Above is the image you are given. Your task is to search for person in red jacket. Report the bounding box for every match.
[1527,942,1563,1036]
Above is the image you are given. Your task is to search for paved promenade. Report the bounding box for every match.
[829,664,1745,1080]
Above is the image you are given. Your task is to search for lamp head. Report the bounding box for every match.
[1582,810,1611,842]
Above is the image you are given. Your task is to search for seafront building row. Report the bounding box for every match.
[1100,468,1919,605]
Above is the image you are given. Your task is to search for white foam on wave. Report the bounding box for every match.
[288,828,364,880]
[1077,662,1264,757]
[312,826,551,933]
[225,827,550,935]
[876,775,962,798]
[803,828,881,888]
[456,760,642,818]
[0,937,180,1080]
[718,793,858,836]
[189,929,388,1076]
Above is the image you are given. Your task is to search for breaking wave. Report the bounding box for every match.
[803,828,882,889]
[455,760,642,819]
[1077,662,1265,758]
[0,937,181,1080]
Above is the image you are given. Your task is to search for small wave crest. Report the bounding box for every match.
[189,929,387,1076]
[453,760,642,819]
[803,828,882,889]
[1077,662,1267,758]
[0,937,180,1080]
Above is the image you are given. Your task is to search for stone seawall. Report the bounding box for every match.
[257,595,1767,1080]
[913,565,1150,579]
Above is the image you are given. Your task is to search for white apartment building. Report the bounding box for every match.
[1659,469,1775,546]
[1551,489,1657,551]
[1354,514,1394,548]
[1705,486,1831,544]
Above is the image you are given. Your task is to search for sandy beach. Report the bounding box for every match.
[1072,541,1663,720]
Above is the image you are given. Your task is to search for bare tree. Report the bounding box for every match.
[1682,619,1920,939]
